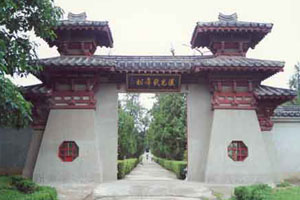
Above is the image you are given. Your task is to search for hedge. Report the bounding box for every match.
[117,157,141,179]
[231,184,272,200]
[153,157,187,179]
[231,184,300,200]
[0,175,57,200]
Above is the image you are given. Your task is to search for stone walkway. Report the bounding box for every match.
[124,160,177,181]
[92,160,216,200]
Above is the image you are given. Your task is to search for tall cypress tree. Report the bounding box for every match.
[147,94,187,160]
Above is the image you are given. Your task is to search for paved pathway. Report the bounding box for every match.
[92,159,216,200]
[124,160,177,181]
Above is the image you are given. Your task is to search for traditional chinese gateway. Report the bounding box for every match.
[3,13,300,184]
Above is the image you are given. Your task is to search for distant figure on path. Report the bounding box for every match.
[143,148,152,163]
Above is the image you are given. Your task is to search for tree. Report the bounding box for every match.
[147,94,187,160]
[289,62,300,105]
[0,0,63,128]
[118,94,148,159]
[118,104,137,159]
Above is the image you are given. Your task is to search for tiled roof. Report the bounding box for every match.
[112,56,193,73]
[37,55,284,73]
[273,106,300,117]
[56,20,108,28]
[194,56,283,69]
[47,12,113,48]
[196,19,272,30]
[22,84,51,97]
[54,12,109,30]
[196,13,272,31]
[38,56,115,68]
[191,13,272,49]
[254,85,297,99]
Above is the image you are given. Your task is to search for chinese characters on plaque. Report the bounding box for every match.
[126,74,181,92]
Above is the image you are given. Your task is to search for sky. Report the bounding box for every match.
[13,0,300,109]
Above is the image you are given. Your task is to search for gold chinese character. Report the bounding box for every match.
[161,79,167,86]
[145,77,152,86]
[136,79,143,86]
[168,78,176,86]
[153,78,160,86]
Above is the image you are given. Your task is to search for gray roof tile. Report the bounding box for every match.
[191,13,272,49]
[255,85,297,98]
[273,106,300,117]
[196,21,272,29]
[22,84,51,96]
[48,12,113,48]
[37,55,284,72]
[197,13,273,29]
[56,20,109,28]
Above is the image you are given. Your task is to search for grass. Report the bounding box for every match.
[0,176,57,200]
[227,184,300,200]
[271,186,300,200]
[213,191,225,200]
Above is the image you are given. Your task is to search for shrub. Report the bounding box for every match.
[0,175,58,200]
[183,150,187,161]
[11,176,37,194]
[153,157,187,179]
[233,184,272,200]
[276,181,291,188]
[117,158,140,179]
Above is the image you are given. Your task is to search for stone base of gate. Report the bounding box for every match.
[33,109,102,184]
[204,109,279,184]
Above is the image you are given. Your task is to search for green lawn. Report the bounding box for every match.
[271,186,300,200]
[0,176,57,200]
[229,184,300,200]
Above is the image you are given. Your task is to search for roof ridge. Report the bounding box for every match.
[259,85,293,90]
[38,55,283,61]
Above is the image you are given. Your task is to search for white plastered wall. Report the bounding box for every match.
[94,84,118,182]
[272,117,300,180]
[205,110,277,184]
[33,109,102,184]
[33,84,119,184]
[187,83,213,181]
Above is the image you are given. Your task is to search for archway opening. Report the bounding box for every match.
[117,93,187,180]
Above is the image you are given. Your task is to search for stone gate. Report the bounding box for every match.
[15,12,299,184]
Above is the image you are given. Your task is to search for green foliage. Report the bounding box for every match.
[183,150,188,161]
[0,0,63,128]
[233,184,272,200]
[117,158,140,179]
[147,94,187,160]
[118,108,137,159]
[231,184,300,200]
[0,175,57,200]
[118,94,148,159]
[272,186,300,200]
[0,176,13,190]
[213,192,224,200]
[276,181,291,188]
[288,62,300,105]
[289,62,300,91]
[0,76,32,128]
[153,157,187,179]
[11,176,37,194]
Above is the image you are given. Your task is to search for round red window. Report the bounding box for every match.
[227,141,248,161]
[58,141,79,162]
